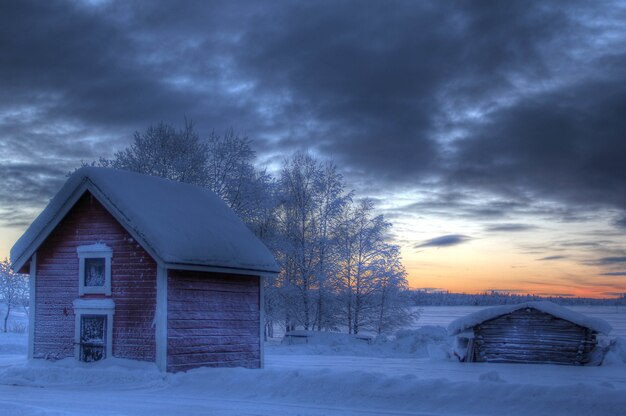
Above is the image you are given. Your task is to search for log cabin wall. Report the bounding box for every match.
[34,192,157,361]
[167,270,260,372]
[472,308,596,365]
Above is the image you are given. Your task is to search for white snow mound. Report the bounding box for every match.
[274,327,452,359]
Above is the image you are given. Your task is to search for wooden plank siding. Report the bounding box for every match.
[34,192,157,361]
[167,270,261,372]
[472,308,596,365]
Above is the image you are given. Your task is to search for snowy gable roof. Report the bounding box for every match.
[11,167,279,275]
[447,301,612,335]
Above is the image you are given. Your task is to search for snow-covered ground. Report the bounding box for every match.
[1,307,625,415]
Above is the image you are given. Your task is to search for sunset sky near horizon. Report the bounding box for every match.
[1,1,626,298]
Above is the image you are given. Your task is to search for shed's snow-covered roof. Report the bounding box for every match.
[11,167,279,274]
[447,301,612,335]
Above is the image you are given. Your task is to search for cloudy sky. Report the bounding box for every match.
[1,0,625,297]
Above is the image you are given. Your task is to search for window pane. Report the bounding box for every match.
[84,258,106,287]
[80,315,106,362]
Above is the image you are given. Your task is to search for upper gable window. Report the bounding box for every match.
[77,244,112,296]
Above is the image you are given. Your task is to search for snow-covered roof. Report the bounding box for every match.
[11,167,279,275]
[447,301,612,335]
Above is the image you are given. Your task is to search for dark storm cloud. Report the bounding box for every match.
[451,73,626,212]
[600,272,626,277]
[1,0,626,238]
[595,257,626,265]
[415,234,470,249]
[486,223,537,232]
[615,216,626,229]
[0,164,67,206]
[537,255,567,261]
[229,0,583,184]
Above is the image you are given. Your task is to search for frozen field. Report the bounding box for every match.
[0,306,625,415]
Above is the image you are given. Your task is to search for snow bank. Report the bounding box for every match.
[603,337,626,366]
[447,301,612,335]
[3,359,625,416]
[271,326,452,359]
[0,332,27,355]
[0,403,68,416]
[175,366,625,415]
[0,358,165,388]
[374,326,451,359]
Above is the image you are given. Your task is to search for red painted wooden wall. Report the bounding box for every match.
[34,192,157,361]
[167,269,260,372]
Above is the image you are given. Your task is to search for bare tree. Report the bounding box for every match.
[371,246,417,334]
[204,129,276,231]
[275,152,321,330]
[334,199,412,334]
[0,259,28,333]
[101,120,210,185]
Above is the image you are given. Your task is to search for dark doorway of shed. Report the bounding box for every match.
[80,315,107,362]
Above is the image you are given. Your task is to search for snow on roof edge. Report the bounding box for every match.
[447,301,612,335]
[11,167,280,274]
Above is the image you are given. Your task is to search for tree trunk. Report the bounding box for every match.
[378,288,387,335]
[316,287,323,331]
[3,305,10,333]
[347,292,353,335]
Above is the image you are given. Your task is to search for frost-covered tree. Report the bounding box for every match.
[311,163,349,330]
[275,152,321,330]
[204,130,277,232]
[334,199,412,334]
[0,259,28,333]
[370,246,417,334]
[102,121,210,185]
[271,153,412,335]
[274,153,349,331]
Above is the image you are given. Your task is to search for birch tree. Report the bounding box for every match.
[275,152,320,330]
[334,199,412,334]
[371,245,417,334]
[311,163,349,330]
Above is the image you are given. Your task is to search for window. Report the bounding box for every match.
[84,258,106,287]
[77,244,112,295]
[73,298,115,361]
[80,315,107,362]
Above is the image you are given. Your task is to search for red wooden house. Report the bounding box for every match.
[11,167,279,372]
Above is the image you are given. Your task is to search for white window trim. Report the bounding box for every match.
[77,244,112,296]
[73,298,115,361]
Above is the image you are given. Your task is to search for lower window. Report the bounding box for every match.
[80,315,107,362]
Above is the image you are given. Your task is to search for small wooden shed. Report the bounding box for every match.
[448,301,611,365]
[11,167,279,372]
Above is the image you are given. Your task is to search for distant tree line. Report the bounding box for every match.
[87,121,415,335]
[411,290,626,307]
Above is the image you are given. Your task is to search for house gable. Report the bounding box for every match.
[33,191,157,361]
